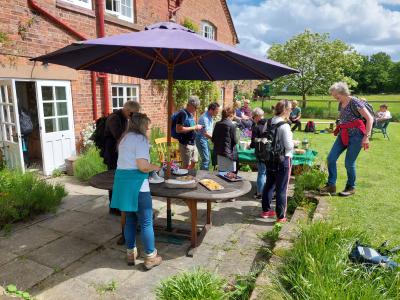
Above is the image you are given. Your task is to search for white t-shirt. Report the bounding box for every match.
[271,116,294,158]
[117,132,150,192]
[376,110,391,120]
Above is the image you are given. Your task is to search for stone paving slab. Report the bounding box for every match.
[0,258,53,290]
[37,211,98,234]
[0,249,17,267]
[27,236,99,269]
[69,218,121,245]
[0,226,61,255]
[58,194,101,212]
[73,195,110,217]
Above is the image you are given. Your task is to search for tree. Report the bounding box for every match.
[388,62,400,93]
[267,30,362,107]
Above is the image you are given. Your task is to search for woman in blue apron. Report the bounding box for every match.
[110,112,162,270]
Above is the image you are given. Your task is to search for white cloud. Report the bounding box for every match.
[229,0,400,61]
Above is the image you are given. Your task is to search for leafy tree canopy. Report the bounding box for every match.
[267,30,363,105]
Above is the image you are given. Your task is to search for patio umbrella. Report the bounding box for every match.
[33,21,298,175]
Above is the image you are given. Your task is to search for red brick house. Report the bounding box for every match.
[0,0,238,175]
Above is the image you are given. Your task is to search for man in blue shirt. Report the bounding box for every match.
[175,96,203,169]
[195,102,220,170]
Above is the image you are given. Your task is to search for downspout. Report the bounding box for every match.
[27,0,99,120]
[95,0,110,116]
[169,0,183,20]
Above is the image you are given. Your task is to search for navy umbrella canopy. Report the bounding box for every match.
[33,21,298,173]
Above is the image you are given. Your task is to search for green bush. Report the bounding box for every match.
[150,127,164,165]
[74,146,107,181]
[287,167,326,215]
[156,268,227,300]
[272,222,400,299]
[0,169,66,229]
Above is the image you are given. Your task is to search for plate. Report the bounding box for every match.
[149,177,164,184]
[172,169,189,175]
[218,172,243,182]
[199,179,224,191]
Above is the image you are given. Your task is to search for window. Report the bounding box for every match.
[111,85,139,112]
[64,0,92,10]
[201,21,216,40]
[106,0,134,22]
[41,86,70,133]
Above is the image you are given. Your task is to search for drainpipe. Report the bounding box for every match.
[169,0,183,20]
[27,0,99,120]
[95,0,110,116]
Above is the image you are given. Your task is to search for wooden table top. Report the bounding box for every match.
[89,170,252,201]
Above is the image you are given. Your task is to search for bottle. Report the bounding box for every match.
[302,138,309,150]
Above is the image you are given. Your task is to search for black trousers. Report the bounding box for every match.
[291,120,302,131]
[262,157,291,219]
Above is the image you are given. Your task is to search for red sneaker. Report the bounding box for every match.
[276,218,287,223]
[260,210,276,218]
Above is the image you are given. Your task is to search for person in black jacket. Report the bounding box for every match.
[250,107,267,199]
[104,100,141,245]
[212,106,238,172]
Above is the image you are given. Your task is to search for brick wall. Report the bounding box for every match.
[0,0,236,148]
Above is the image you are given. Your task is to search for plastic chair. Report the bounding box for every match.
[372,119,391,140]
[154,137,182,164]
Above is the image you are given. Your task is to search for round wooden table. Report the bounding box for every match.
[89,170,252,256]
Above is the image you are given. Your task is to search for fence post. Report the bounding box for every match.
[328,101,332,118]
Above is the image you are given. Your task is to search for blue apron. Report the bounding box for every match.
[110,169,148,212]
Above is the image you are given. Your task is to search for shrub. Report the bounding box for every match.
[272,222,400,299]
[156,268,227,300]
[74,146,107,181]
[150,127,164,165]
[287,167,326,215]
[0,169,66,229]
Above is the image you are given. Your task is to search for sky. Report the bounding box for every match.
[226,0,400,61]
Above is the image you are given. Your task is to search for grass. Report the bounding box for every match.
[252,94,400,120]
[73,146,107,181]
[293,122,400,245]
[269,222,400,300]
[265,120,400,298]
[0,169,66,229]
[156,268,227,300]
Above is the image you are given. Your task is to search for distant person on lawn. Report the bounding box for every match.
[233,100,252,129]
[195,102,220,170]
[104,100,141,245]
[320,82,373,197]
[250,107,267,200]
[374,104,391,128]
[289,100,302,131]
[111,113,162,270]
[175,96,204,169]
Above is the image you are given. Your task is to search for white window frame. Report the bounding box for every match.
[111,84,139,112]
[64,0,92,10]
[201,21,216,40]
[105,0,134,23]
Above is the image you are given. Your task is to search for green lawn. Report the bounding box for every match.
[293,121,400,244]
[252,94,400,116]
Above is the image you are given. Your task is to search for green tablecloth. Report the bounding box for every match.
[238,148,318,166]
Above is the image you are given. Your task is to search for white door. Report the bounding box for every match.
[0,80,24,171]
[36,81,76,176]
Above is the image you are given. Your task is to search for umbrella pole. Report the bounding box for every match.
[166,64,174,178]
[166,63,174,231]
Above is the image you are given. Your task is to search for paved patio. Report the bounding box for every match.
[0,174,287,300]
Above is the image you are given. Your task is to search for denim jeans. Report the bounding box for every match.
[262,157,291,219]
[124,192,155,254]
[327,131,363,188]
[256,161,267,195]
[196,138,210,170]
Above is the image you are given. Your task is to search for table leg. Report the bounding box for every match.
[207,200,212,225]
[167,198,172,232]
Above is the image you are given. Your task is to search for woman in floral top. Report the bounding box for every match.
[320,82,374,197]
